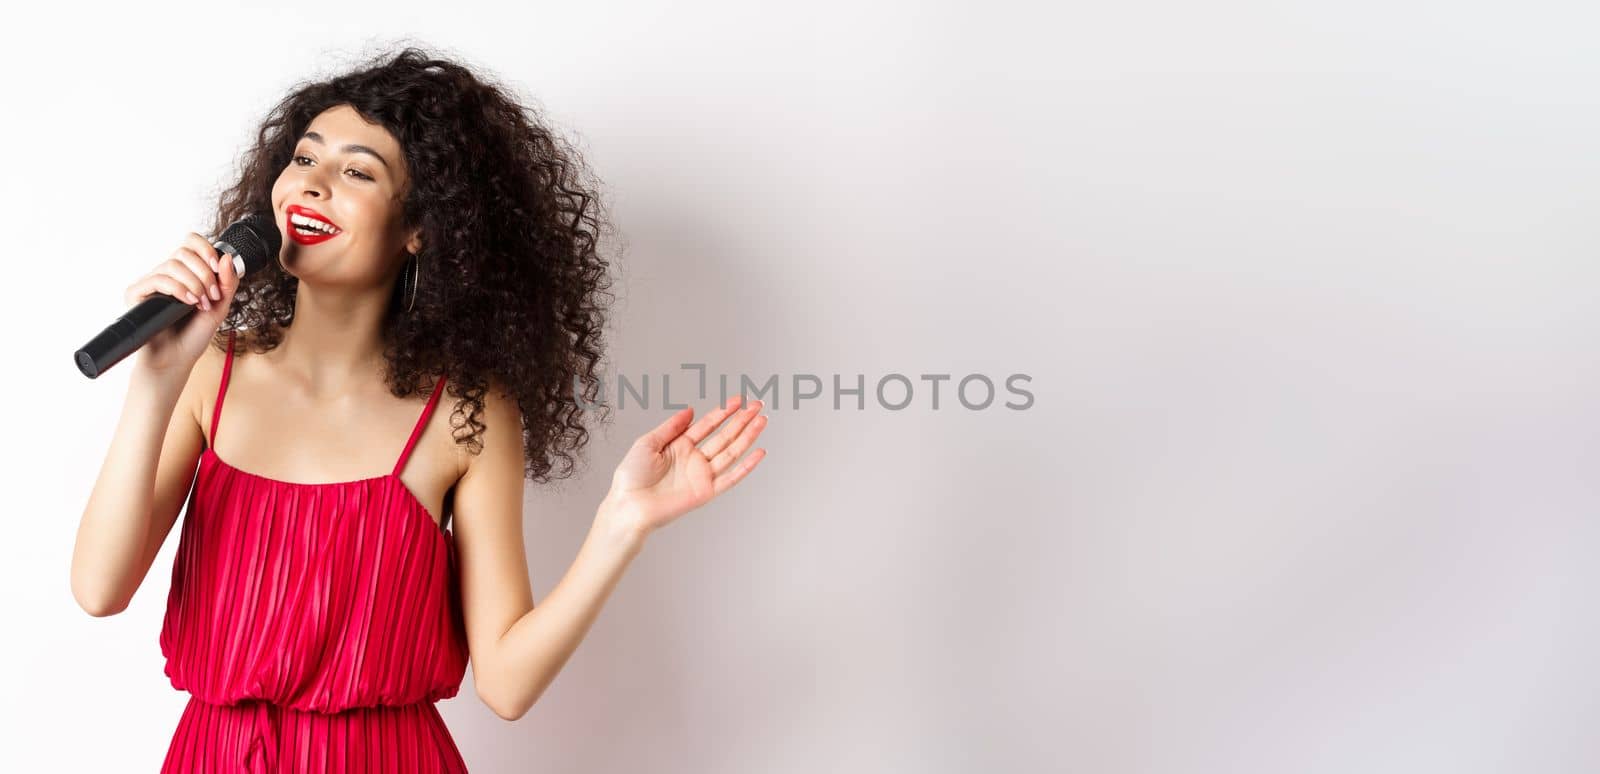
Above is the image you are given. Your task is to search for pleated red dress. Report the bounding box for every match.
[159,330,471,772]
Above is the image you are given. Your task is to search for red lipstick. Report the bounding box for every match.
[286,204,343,246]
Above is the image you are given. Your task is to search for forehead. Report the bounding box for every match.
[301,104,403,160]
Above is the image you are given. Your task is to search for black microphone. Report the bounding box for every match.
[74,212,282,379]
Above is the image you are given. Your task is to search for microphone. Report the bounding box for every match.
[74,212,282,379]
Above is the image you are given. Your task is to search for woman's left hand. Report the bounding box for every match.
[602,395,770,541]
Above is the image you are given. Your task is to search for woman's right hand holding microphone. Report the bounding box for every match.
[124,231,241,376]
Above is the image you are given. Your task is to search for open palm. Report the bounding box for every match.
[608,395,770,536]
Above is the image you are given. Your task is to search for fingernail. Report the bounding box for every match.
[186,292,199,304]
[210,284,221,300]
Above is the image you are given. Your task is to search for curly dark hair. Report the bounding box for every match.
[207,43,618,484]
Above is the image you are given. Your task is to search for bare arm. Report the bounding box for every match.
[70,354,212,617]
[453,383,648,721]
[72,230,239,617]
[457,388,768,722]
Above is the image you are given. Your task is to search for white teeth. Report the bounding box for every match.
[290,212,340,234]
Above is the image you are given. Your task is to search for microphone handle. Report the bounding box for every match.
[74,292,203,378]
[74,246,245,379]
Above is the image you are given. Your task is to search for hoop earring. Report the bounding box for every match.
[403,252,421,312]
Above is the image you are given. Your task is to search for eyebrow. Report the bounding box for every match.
[299,131,391,169]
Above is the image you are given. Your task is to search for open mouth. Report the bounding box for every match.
[286,205,343,243]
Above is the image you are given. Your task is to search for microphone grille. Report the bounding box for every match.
[216,212,282,276]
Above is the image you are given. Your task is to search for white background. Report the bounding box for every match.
[3,1,1597,771]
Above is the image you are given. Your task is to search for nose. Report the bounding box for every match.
[298,166,329,199]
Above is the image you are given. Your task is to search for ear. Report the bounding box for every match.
[404,226,423,256]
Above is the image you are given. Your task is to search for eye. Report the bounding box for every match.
[291,154,372,181]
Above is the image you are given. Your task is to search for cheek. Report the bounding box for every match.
[347,196,396,232]
[269,174,292,206]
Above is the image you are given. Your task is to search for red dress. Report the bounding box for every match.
[159,330,471,772]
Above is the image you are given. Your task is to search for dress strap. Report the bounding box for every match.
[393,374,449,477]
[208,330,238,449]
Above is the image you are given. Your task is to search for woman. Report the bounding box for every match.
[70,46,768,772]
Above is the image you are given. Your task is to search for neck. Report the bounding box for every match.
[271,280,393,397]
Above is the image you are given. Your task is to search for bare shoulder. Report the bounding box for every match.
[462,377,525,478]
[184,333,233,444]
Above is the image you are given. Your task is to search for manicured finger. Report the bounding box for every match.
[637,406,696,453]
[700,399,764,460]
[706,411,767,474]
[711,448,766,497]
[683,395,749,446]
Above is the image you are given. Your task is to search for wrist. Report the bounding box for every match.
[595,491,650,552]
[129,363,189,400]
